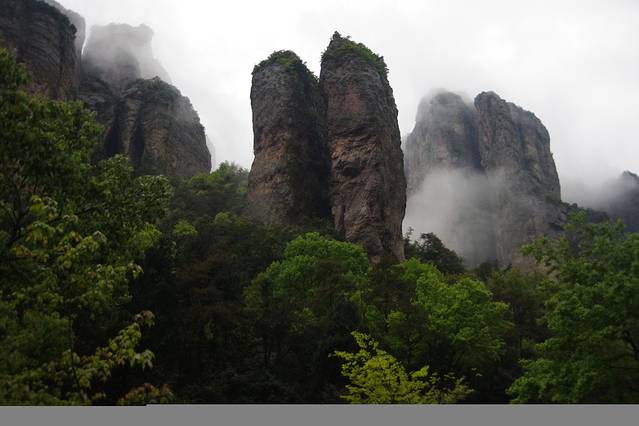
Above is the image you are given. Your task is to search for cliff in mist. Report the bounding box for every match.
[248,34,407,262]
[0,0,211,178]
[404,90,565,267]
[0,0,80,99]
[82,23,171,91]
[404,91,481,194]
[588,171,639,232]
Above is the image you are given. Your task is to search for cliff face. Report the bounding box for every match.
[0,0,79,99]
[248,51,331,225]
[475,92,561,202]
[81,77,211,178]
[403,90,495,266]
[83,24,171,92]
[79,24,210,178]
[404,91,480,195]
[474,91,564,266]
[42,0,85,60]
[320,34,406,262]
[405,90,564,267]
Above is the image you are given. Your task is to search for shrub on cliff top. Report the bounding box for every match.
[321,31,389,78]
[128,77,180,104]
[252,50,318,82]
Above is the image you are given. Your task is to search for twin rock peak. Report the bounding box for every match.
[248,32,407,263]
[2,1,601,266]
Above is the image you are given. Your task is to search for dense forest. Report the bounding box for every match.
[2,47,639,405]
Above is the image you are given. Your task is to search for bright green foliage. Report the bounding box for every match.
[509,213,639,403]
[0,48,172,404]
[321,32,389,77]
[245,233,369,320]
[365,259,511,376]
[411,260,511,368]
[334,332,471,404]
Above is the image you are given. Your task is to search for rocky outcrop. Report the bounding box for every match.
[248,51,331,225]
[474,91,564,266]
[404,91,480,194]
[403,90,494,266]
[475,92,561,202]
[404,90,564,267]
[0,0,79,99]
[80,77,211,178]
[83,24,171,92]
[320,33,406,262]
[1,2,211,178]
[42,0,85,60]
[78,23,210,178]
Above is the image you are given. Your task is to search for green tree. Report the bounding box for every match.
[509,214,639,403]
[404,231,465,275]
[0,48,172,404]
[363,259,511,398]
[244,232,370,401]
[334,332,471,403]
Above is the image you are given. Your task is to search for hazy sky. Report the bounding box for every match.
[60,0,639,202]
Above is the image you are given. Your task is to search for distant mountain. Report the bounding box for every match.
[404,90,569,267]
[0,0,212,178]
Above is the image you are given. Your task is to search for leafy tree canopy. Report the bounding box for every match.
[0,48,172,404]
[509,213,639,403]
[334,332,471,404]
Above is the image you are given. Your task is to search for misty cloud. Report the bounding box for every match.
[404,169,505,267]
[56,0,638,184]
[563,171,639,211]
[83,23,171,91]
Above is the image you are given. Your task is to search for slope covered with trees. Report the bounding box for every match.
[2,48,639,404]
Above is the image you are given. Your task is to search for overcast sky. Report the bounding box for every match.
[60,0,639,202]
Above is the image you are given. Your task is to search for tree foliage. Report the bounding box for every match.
[334,332,471,404]
[404,230,465,275]
[509,213,639,403]
[0,48,172,404]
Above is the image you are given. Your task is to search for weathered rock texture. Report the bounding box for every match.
[475,91,564,266]
[248,51,331,225]
[0,0,79,99]
[404,90,565,267]
[83,24,171,92]
[80,77,211,178]
[78,23,210,178]
[42,0,85,59]
[320,34,407,262]
[0,2,212,178]
[404,91,480,194]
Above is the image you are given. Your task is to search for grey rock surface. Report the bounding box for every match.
[248,52,331,225]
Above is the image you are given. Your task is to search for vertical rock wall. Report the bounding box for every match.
[320,34,406,262]
[0,0,79,99]
[248,52,331,225]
